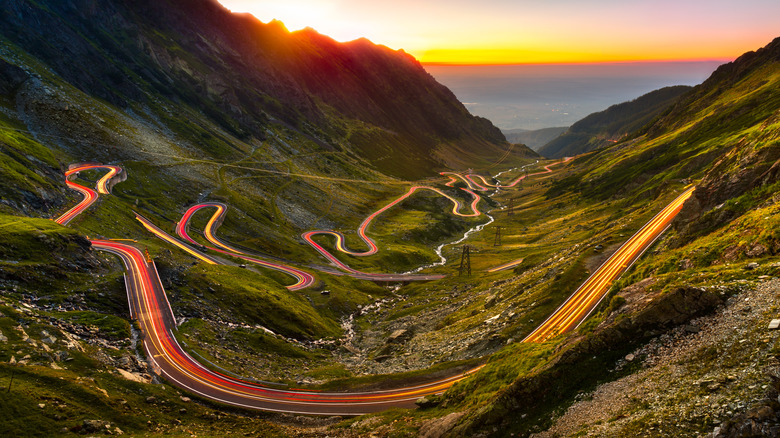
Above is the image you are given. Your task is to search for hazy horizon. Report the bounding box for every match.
[426,61,724,130]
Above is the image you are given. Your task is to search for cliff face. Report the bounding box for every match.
[0,0,512,178]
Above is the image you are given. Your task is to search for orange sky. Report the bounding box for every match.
[218,0,780,64]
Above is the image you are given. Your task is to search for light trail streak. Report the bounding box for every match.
[53,163,476,413]
[134,213,220,265]
[302,185,481,276]
[487,258,524,273]
[55,162,694,414]
[176,202,316,290]
[55,164,123,225]
[523,186,695,343]
[92,240,481,414]
[441,157,572,192]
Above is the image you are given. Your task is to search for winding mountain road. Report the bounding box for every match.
[134,212,221,265]
[442,157,572,191]
[523,186,696,342]
[301,185,480,277]
[54,163,477,414]
[55,163,122,225]
[92,239,479,414]
[55,161,694,415]
[176,202,316,290]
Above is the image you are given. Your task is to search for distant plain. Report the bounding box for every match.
[426,61,723,130]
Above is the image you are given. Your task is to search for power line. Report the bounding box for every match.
[458,245,471,276]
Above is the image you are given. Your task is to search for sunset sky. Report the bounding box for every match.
[218,0,780,64]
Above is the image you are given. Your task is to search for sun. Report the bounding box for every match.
[218,0,371,43]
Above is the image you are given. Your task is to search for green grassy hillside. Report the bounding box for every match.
[439,36,780,436]
[0,1,779,436]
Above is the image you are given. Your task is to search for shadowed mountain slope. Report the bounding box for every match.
[0,0,525,179]
[538,85,691,158]
[503,127,567,151]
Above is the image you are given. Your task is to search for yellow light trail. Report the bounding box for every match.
[134,213,218,265]
[524,186,695,343]
[487,258,524,273]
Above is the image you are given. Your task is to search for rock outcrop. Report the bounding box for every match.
[450,286,724,436]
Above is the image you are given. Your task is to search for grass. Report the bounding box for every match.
[314,357,483,392]
[0,213,81,262]
[174,263,340,339]
[614,187,780,295]
[304,363,353,380]
[58,311,131,340]
[0,27,778,438]
[445,340,562,407]
[0,361,289,437]
[0,118,62,209]
[0,213,132,316]
[174,318,338,386]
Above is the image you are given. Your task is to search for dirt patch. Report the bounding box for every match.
[584,242,621,273]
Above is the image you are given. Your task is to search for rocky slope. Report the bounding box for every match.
[534,277,780,438]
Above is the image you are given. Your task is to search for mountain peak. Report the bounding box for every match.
[267,18,290,32]
[0,0,517,179]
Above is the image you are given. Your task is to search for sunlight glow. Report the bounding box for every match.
[217,0,780,65]
[218,0,377,43]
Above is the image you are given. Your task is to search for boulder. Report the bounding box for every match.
[387,329,411,344]
[418,411,467,438]
[82,419,111,433]
[415,396,439,409]
[117,368,151,384]
[0,59,29,96]
[684,324,701,334]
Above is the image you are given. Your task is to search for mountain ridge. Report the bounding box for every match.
[503,126,567,151]
[0,0,526,179]
[538,85,692,158]
[448,35,780,436]
[1,1,779,436]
